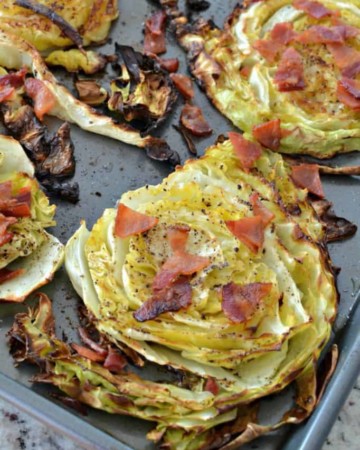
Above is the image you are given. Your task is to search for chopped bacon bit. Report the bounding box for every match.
[157,57,179,73]
[0,182,32,218]
[180,104,212,137]
[103,347,127,373]
[293,0,333,19]
[0,181,12,198]
[0,86,15,103]
[0,213,17,247]
[331,19,360,40]
[71,343,106,362]
[250,193,275,226]
[144,10,167,55]
[0,268,24,284]
[222,282,272,323]
[170,73,194,99]
[327,43,360,78]
[78,327,108,357]
[0,67,27,89]
[167,225,190,253]
[2,203,31,218]
[339,77,360,99]
[134,276,192,322]
[24,78,56,121]
[291,164,325,198]
[114,203,158,239]
[274,48,306,92]
[226,216,265,253]
[204,378,219,395]
[337,80,360,111]
[296,26,344,44]
[252,119,281,150]
[253,23,296,63]
[15,186,32,206]
[240,66,252,78]
[228,132,262,170]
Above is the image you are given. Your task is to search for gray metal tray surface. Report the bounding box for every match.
[0,1,359,449]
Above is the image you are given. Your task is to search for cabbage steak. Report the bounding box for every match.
[176,0,360,158]
[0,134,63,302]
[37,136,349,448]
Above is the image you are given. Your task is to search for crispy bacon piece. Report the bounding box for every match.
[291,164,325,198]
[296,26,344,44]
[180,104,212,137]
[0,67,27,89]
[152,225,210,291]
[24,78,56,121]
[0,214,17,247]
[222,282,272,323]
[0,87,15,103]
[103,347,127,372]
[293,0,334,19]
[253,23,297,63]
[0,182,31,218]
[78,327,108,357]
[170,74,194,99]
[274,48,306,92]
[157,57,179,73]
[204,378,219,395]
[228,132,262,170]
[114,203,158,239]
[144,10,167,55]
[0,268,24,284]
[71,343,106,362]
[327,43,360,78]
[134,276,192,322]
[252,119,281,150]
[337,78,360,111]
[226,216,265,253]
[250,193,275,226]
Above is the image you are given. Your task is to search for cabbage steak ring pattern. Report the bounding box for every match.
[177,0,360,158]
[63,137,345,449]
[0,134,63,302]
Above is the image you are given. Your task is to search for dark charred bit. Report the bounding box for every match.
[109,45,178,134]
[41,179,80,204]
[311,199,357,242]
[14,0,84,49]
[75,79,108,106]
[145,138,180,165]
[40,123,75,178]
[51,394,88,415]
[173,124,197,155]
[186,0,210,12]
[1,104,49,163]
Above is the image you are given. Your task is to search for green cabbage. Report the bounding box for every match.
[178,0,360,158]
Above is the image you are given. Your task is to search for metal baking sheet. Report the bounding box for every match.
[0,1,359,449]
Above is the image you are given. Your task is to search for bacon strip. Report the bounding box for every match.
[253,23,297,63]
[134,276,192,322]
[291,164,325,198]
[327,43,360,78]
[170,74,194,99]
[157,58,179,73]
[0,86,15,103]
[337,79,360,111]
[103,347,127,372]
[114,203,158,239]
[144,10,167,55]
[25,78,56,121]
[0,67,27,89]
[252,119,281,150]
[0,182,32,218]
[250,193,275,226]
[293,0,334,19]
[226,216,265,253]
[0,212,17,247]
[71,343,106,362]
[222,282,272,323]
[180,104,212,137]
[274,48,306,92]
[0,268,24,284]
[296,26,344,44]
[204,378,219,395]
[228,132,262,170]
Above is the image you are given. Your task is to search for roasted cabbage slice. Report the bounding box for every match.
[0,0,118,52]
[0,134,63,302]
[59,136,348,448]
[0,30,179,163]
[176,0,360,158]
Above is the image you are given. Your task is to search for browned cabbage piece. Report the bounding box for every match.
[0,31,179,164]
[0,0,118,52]
[108,45,178,134]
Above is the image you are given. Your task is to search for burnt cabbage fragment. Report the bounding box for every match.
[108,45,178,134]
